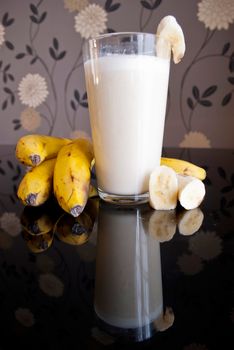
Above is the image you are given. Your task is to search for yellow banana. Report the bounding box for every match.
[160,157,206,180]
[17,158,56,206]
[53,138,94,217]
[15,134,71,166]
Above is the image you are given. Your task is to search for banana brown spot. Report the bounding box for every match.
[70,205,84,217]
[72,223,87,235]
[26,193,38,205]
[28,222,40,234]
[67,152,71,156]
[30,154,41,165]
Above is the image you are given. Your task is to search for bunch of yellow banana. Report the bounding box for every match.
[16,134,96,217]
[16,133,206,217]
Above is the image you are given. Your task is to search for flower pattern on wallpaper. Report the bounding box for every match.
[18,74,49,108]
[179,0,234,147]
[179,131,211,148]
[20,107,42,132]
[0,0,233,147]
[74,4,107,39]
[197,0,234,30]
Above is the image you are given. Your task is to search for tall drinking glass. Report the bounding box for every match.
[83,32,171,204]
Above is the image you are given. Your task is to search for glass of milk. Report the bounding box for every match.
[83,33,171,204]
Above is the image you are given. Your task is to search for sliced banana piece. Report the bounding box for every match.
[149,165,178,210]
[178,175,205,210]
[156,15,185,64]
[154,307,175,332]
[178,207,204,236]
[148,210,176,242]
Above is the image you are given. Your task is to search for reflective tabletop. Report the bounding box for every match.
[0,146,234,349]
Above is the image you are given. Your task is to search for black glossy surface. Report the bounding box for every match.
[0,147,234,350]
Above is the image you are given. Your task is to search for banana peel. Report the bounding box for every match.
[160,157,206,180]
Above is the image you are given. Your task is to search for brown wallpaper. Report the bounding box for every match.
[0,0,234,148]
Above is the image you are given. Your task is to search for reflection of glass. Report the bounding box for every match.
[94,203,174,342]
[83,33,170,205]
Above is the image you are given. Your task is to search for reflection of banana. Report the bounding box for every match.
[54,211,93,246]
[21,213,53,235]
[53,139,94,217]
[178,175,206,210]
[154,307,175,332]
[22,230,54,253]
[149,165,178,210]
[148,210,176,242]
[178,207,204,236]
[16,134,71,166]
[20,199,61,234]
[17,158,56,206]
[161,157,206,180]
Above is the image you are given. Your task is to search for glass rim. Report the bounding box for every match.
[86,32,157,42]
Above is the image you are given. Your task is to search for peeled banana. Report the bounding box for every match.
[53,138,94,217]
[15,134,71,166]
[156,16,185,64]
[17,158,56,206]
[160,157,206,180]
[149,165,178,210]
[178,175,206,210]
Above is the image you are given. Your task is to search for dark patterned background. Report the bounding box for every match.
[0,0,234,148]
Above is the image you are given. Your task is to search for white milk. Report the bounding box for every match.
[84,55,170,195]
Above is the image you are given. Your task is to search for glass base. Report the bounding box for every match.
[98,188,149,205]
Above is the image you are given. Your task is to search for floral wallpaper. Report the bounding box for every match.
[0,0,234,148]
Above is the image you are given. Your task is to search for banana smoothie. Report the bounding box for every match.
[84,54,170,196]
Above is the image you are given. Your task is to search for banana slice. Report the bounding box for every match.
[178,207,204,236]
[148,210,176,242]
[149,165,178,210]
[154,307,175,332]
[178,175,205,210]
[156,15,185,64]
